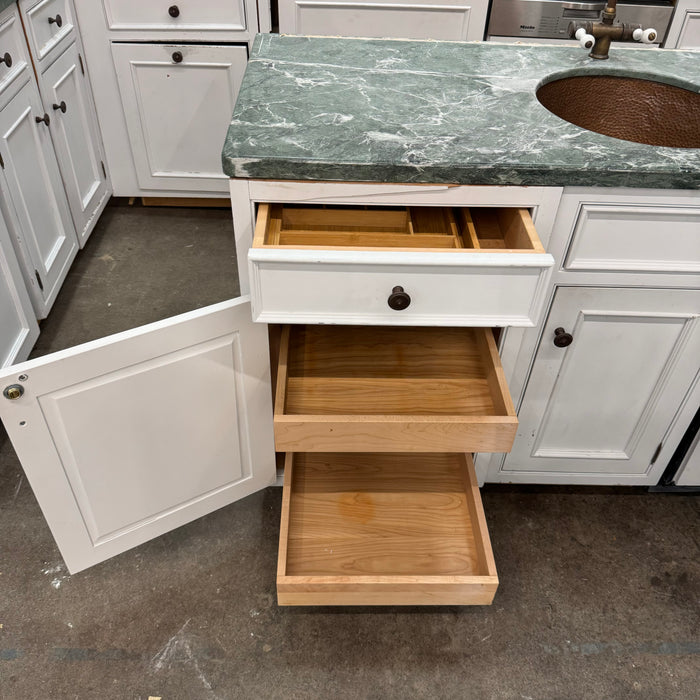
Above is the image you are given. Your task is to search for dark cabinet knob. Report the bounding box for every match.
[388,286,411,311]
[172,51,183,63]
[0,52,12,67]
[553,327,573,347]
[48,14,63,27]
[168,5,180,17]
[35,113,50,126]
[52,101,67,113]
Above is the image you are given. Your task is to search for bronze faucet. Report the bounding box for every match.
[568,0,657,60]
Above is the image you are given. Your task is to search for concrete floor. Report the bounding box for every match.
[0,201,698,699]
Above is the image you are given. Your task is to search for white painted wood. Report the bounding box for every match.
[563,203,700,274]
[38,41,111,246]
[0,7,31,102]
[111,43,247,194]
[675,428,700,486]
[0,297,276,574]
[499,287,700,484]
[0,203,39,366]
[230,178,254,296]
[278,0,488,41]
[0,78,78,318]
[664,0,700,48]
[19,0,75,66]
[102,0,247,34]
[250,249,552,326]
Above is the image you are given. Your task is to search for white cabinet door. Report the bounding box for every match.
[111,43,247,194]
[0,78,78,318]
[499,287,700,484]
[664,0,700,48]
[39,41,111,246]
[0,297,276,574]
[278,0,488,41]
[0,203,39,366]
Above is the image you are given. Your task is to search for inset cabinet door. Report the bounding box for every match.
[111,43,247,194]
[40,41,111,245]
[0,78,78,318]
[500,287,700,484]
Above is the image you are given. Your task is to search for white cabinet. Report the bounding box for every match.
[0,77,78,318]
[111,43,247,193]
[278,0,489,41]
[664,0,700,48]
[500,287,700,484]
[0,201,39,366]
[38,41,111,244]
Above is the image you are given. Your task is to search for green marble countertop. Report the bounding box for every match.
[0,1,16,15]
[222,35,700,189]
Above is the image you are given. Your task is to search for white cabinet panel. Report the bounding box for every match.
[279,0,486,41]
[0,297,276,574]
[40,42,111,245]
[19,0,75,65]
[500,287,700,484]
[0,78,78,318]
[0,204,39,366]
[0,8,31,99]
[664,0,700,48]
[111,43,247,193]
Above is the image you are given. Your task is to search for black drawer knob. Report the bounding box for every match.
[35,113,50,126]
[553,327,573,347]
[52,100,67,113]
[0,52,12,67]
[388,286,411,311]
[48,14,62,27]
[172,51,183,63]
[168,5,180,17]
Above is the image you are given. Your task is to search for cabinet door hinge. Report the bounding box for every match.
[78,53,85,75]
[650,442,663,466]
[100,160,106,178]
[35,270,44,292]
[0,151,4,169]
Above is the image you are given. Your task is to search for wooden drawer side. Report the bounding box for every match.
[273,325,517,453]
[277,452,498,606]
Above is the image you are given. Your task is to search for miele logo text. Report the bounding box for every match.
[520,25,536,30]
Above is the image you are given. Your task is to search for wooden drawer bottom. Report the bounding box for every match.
[277,452,498,606]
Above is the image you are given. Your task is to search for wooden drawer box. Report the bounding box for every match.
[249,203,554,327]
[277,452,498,606]
[273,324,517,453]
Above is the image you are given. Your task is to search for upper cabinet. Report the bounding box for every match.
[74,0,267,197]
[278,0,489,41]
[664,0,700,48]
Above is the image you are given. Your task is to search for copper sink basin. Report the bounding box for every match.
[536,75,700,149]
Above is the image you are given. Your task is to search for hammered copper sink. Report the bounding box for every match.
[536,75,700,149]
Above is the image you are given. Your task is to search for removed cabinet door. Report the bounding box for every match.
[111,43,247,194]
[0,297,276,573]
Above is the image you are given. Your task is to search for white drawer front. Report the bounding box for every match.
[102,0,247,33]
[0,9,30,98]
[21,0,74,63]
[249,251,552,326]
[565,204,700,273]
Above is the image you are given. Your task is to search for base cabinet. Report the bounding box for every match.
[500,287,700,484]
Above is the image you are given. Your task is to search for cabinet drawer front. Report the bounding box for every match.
[21,0,74,64]
[277,452,498,606]
[564,203,700,274]
[250,204,553,326]
[102,0,247,33]
[273,325,517,453]
[0,9,30,98]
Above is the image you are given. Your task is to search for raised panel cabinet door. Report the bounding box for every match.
[0,204,39,366]
[0,297,276,574]
[278,0,487,41]
[500,287,700,484]
[39,41,111,246]
[0,79,78,318]
[111,43,248,194]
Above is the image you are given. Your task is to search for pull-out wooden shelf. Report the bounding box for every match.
[273,324,517,453]
[277,452,498,606]
[248,203,554,327]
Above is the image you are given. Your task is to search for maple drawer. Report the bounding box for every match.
[277,451,498,606]
[273,324,517,453]
[249,203,553,327]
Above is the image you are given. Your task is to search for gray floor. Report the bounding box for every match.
[0,201,698,700]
